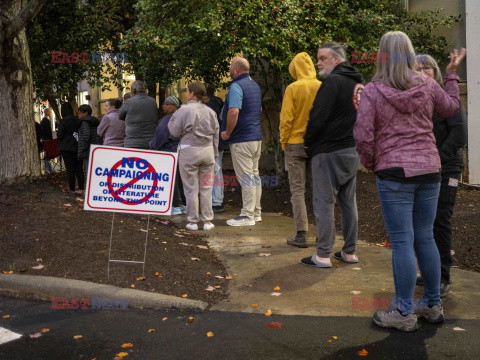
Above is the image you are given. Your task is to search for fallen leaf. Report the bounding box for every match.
[64,203,72,207]
[328,340,332,342]
[357,349,368,356]
[121,343,133,348]
[181,294,188,298]
[179,243,189,246]
[225,276,232,280]
[207,331,214,337]
[191,257,199,261]
[206,272,211,275]
[34,238,40,242]
[214,286,221,289]
[3,315,10,318]
[264,309,273,316]
[163,317,168,321]
[73,335,83,339]
[351,291,361,295]
[352,267,361,271]
[1,271,13,274]
[205,285,215,291]
[40,328,50,333]
[261,245,271,249]
[453,327,466,331]
[245,284,253,287]
[148,329,155,332]
[197,245,209,250]
[215,275,224,279]
[188,317,194,323]
[259,253,271,257]
[451,250,455,256]
[32,264,44,270]
[115,352,129,358]
[273,286,280,291]
[174,234,185,238]
[161,241,167,244]
[36,258,43,262]
[155,272,162,278]
[130,284,135,288]
[250,304,259,307]
[160,221,169,225]
[266,322,282,329]
[271,292,281,296]
[29,332,42,338]
[137,277,146,281]
[332,336,338,339]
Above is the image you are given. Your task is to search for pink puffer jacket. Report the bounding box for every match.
[354,71,459,177]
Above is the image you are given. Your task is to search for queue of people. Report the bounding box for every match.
[52,35,467,332]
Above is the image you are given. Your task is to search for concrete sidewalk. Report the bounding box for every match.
[170,209,480,320]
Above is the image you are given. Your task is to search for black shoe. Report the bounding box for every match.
[287,235,308,248]
[416,277,424,286]
[440,282,450,298]
[213,205,225,213]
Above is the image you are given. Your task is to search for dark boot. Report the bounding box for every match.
[287,231,308,248]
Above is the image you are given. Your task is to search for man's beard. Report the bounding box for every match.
[318,63,335,77]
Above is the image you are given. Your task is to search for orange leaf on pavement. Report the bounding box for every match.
[207,331,214,337]
[40,328,50,333]
[162,317,168,321]
[358,349,369,356]
[273,286,280,291]
[225,276,232,280]
[73,335,83,339]
[121,343,133,348]
[264,309,273,316]
[188,317,194,323]
[148,329,155,332]
[266,322,282,329]
[181,294,188,298]
[250,304,259,307]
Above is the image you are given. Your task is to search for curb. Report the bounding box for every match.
[0,274,208,312]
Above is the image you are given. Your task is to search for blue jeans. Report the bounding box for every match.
[376,177,441,314]
[212,150,224,206]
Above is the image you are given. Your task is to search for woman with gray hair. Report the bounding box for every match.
[415,54,467,298]
[354,30,465,331]
[168,82,219,231]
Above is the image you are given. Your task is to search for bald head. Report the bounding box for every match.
[230,57,250,79]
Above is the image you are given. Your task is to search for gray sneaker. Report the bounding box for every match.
[226,216,255,227]
[373,308,419,332]
[415,303,444,324]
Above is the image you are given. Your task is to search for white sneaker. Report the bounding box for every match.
[226,216,255,227]
[254,216,262,222]
[186,223,198,231]
[203,223,215,230]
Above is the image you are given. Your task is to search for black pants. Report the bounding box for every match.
[172,164,186,207]
[434,172,461,285]
[61,150,85,191]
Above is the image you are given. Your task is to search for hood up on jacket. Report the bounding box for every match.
[80,115,100,126]
[289,52,317,81]
[372,71,429,114]
[331,62,363,83]
[61,102,74,118]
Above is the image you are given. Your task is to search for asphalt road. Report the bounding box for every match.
[0,296,479,360]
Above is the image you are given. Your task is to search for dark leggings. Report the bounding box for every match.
[61,150,85,191]
[172,164,186,207]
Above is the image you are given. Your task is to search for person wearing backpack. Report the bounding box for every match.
[77,104,102,174]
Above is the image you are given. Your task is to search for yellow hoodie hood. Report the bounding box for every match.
[288,52,317,81]
[280,52,321,150]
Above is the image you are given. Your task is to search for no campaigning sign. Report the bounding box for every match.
[84,146,177,215]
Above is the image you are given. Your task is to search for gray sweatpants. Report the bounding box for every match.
[311,147,359,257]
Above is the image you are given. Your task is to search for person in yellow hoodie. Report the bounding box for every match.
[279,52,321,248]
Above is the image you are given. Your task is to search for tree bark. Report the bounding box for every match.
[0,0,47,182]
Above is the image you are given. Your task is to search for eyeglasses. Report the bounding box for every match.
[418,66,432,72]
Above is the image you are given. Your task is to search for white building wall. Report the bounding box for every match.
[466,0,480,184]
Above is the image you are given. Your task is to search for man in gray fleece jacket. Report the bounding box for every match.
[118,80,158,149]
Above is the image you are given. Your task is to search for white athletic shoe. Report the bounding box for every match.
[226,216,255,227]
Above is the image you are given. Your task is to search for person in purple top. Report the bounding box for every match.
[149,96,186,215]
[97,98,125,147]
[354,30,466,332]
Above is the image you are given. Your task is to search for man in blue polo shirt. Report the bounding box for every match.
[221,57,262,226]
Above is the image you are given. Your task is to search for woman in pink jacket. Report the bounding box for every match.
[354,31,465,332]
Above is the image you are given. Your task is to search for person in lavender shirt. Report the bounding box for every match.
[354,31,465,332]
[97,98,125,147]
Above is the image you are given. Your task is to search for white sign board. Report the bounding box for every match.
[84,146,177,215]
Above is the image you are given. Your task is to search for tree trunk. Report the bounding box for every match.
[0,0,46,183]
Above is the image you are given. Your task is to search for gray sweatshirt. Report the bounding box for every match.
[119,93,158,149]
[168,100,219,157]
